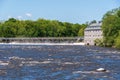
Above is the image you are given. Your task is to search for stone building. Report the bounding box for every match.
[84,22,103,45]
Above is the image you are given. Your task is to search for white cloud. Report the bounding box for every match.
[17,16,22,19]
[8,16,12,19]
[25,13,32,17]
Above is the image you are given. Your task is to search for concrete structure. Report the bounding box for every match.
[0,37,84,43]
[84,22,103,45]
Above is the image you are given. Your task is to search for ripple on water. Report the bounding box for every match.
[0,45,120,80]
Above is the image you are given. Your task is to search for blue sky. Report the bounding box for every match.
[0,0,120,23]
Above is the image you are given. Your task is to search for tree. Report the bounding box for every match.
[89,20,97,25]
[115,36,120,49]
[78,24,87,36]
[102,7,120,47]
[94,38,103,46]
[0,18,86,37]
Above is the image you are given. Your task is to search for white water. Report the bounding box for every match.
[0,42,85,45]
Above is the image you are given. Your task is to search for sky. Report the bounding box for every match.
[0,0,120,24]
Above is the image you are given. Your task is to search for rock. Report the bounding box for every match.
[96,68,107,72]
[0,69,7,76]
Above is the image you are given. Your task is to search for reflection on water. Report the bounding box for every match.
[0,45,120,80]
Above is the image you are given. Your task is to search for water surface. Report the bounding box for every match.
[0,45,120,80]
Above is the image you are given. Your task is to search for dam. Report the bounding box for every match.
[0,37,84,43]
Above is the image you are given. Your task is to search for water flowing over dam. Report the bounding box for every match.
[0,37,84,43]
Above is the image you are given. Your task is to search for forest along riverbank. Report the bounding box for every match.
[0,45,120,80]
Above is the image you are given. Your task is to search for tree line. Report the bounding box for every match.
[1,7,120,48]
[102,7,120,48]
[0,18,87,37]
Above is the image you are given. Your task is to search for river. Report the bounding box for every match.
[0,45,120,80]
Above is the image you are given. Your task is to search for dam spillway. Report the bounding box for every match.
[0,37,84,43]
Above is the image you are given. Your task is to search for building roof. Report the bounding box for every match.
[85,23,102,31]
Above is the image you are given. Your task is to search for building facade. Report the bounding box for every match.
[84,23,103,45]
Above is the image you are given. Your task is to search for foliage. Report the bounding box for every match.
[94,38,104,47]
[0,18,87,37]
[115,31,120,49]
[102,7,120,48]
[78,24,87,36]
[89,20,97,25]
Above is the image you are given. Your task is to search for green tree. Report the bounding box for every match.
[78,24,87,36]
[89,20,97,25]
[0,18,86,37]
[115,35,120,49]
[102,7,120,47]
[94,38,104,46]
